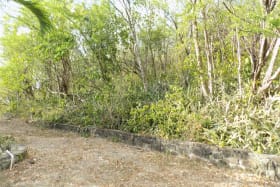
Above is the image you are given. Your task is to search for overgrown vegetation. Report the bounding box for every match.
[0,135,15,151]
[1,0,280,154]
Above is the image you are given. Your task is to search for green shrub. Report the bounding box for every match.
[48,75,167,129]
[0,135,15,151]
[126,86,208,139]
[200,94,280,154]
[126,86,280,154]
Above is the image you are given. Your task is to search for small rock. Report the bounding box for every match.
[28,158,36,164]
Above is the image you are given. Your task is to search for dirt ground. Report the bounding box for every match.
[0,119,278,187]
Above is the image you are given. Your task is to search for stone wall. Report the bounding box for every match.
[49,123,280,180]
[0,145,27,170]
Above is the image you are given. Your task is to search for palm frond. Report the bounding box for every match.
[14,0,52,33]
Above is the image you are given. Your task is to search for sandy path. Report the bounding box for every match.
[0,119,278,187]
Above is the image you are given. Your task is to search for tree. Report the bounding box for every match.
[224,0,280,96]
[111,0,148,91]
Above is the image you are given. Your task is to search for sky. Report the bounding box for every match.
[0,1,21,64]
[0,1,20,37]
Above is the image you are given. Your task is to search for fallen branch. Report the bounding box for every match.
[5,150,14,170]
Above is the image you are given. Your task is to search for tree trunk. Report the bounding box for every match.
[122,0,147,91]
[252,36,267,93]
[58,56,71,97]
[202,10,213,96]
[257,38,280,95]
[149,45,157,80]
[236,27,242,96]
[192,19,209,97]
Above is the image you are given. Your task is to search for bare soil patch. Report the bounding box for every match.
[0,119,278,186]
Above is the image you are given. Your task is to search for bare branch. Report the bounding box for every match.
[269,67,280,82]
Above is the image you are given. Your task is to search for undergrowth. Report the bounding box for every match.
[2,84,280,155]
[0,135,15,151]
[126,86,280,154]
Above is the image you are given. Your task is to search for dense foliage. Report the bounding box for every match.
[0,135,15,151]
[1,0,280,154]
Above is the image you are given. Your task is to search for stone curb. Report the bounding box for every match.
[0,144,27,171]
[48,123,280,181]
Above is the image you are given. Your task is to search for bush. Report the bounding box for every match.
[201,94,280,154]
[126,86,280,154]
[49,75,167,129]
[0,135,15,151]
[126,86,208,139]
